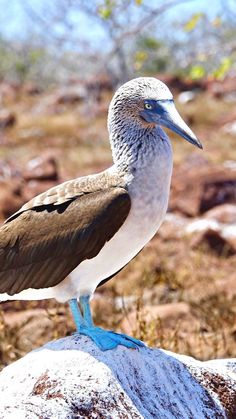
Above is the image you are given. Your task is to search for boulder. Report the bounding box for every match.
[54,86,86,105]
[204,204,236,224]
[22,155,59,182]
[0,109,16,129]
[0,335,235,418]
[169,157,236,216]
[0,179,24,221]
[190,228,236,256]
[206,76,236,99]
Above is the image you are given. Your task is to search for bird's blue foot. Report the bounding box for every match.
[69,296,145,351]
[78,325,145,351]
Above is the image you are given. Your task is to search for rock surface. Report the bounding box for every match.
[0,335,235,418]
[169,157,236,216]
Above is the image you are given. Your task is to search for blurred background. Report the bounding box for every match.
[0,0,236,367]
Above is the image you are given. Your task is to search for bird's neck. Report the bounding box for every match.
[109,123,172,173]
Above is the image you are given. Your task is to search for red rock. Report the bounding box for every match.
[200,176,236,213]
[85,73,115,94]
[169,156,236,216]
[0,180,24,220]
[0,109,16,129]
[23,155,58,181]
[54,86,86,105]
[0,81,21,103]
[23,82,42,96]
[3,309,54,352]
[218,110,236,127]
[205,76,236,99]
[159,213,188,239]
[190,228,236,256]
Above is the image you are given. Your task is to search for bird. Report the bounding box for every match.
[0,77,202,351]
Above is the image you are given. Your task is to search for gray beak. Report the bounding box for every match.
[158,101,203,149]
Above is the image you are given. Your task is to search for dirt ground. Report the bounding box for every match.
[0,82,235,369]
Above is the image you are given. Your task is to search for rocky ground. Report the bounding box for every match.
[0,75,236,369]
[1,336,235,418]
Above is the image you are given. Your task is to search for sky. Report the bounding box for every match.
[0,0,231,45]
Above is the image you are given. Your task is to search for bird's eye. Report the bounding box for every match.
[144,103,153,110]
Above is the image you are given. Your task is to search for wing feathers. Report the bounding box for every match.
[0,187,131,295]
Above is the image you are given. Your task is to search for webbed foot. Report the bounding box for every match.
[78,326,145,351]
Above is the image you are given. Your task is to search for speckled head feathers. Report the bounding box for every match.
[108,77,173,132]
[114,77,173,102]
[108,77,201,163]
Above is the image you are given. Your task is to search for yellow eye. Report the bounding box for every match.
[144,103,153,110]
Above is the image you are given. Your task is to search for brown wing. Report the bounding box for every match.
[0,187,131,296]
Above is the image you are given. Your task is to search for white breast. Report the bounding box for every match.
[57,136,173,301]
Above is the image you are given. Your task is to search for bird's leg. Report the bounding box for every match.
[79,295,94,327]
[69,298,86,332]
[70,295,145,351]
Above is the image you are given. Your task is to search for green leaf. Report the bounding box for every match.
[189,65,205,80]
[98,7,112,19]
[213,57,233,80]
[134,50,148,70]
[98,0,115,19]
[184,13,204,32]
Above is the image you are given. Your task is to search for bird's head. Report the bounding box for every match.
[108,77,202,149]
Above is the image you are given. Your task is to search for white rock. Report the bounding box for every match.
[185,218,220,234]
[0,335,235,418]
[223,121,236,136]
[178,91,196,104]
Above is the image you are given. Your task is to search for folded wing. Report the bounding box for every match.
[0,185,131,295]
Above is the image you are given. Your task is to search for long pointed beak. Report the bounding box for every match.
[158,101,203,149]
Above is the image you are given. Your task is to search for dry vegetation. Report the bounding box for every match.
[0,84,236,370]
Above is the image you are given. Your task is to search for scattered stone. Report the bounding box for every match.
[85,73,115,96]
[23,82,42,96]
[218,110,236,127]
[204,204,236,224]
[3,309,53,353]
[0,335,235,418]
[223,121,236,136]
[186,218,220,234]
[18,127,45,140]
[0,109,16,129]
[54,86,86,105]
[170,157,236,216]
[178,90,197,103]
[190,228,236,256]
[0,180,24,221]
[206,76,236,99]
[23,155,58,182]
[0,82,20,104]
[160,212,189,239]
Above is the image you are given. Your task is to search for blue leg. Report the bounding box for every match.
[79,295,93,327]
[69,298,85,332]
[69,296,145,351]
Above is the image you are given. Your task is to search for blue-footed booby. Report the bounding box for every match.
[0,78,202,350]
